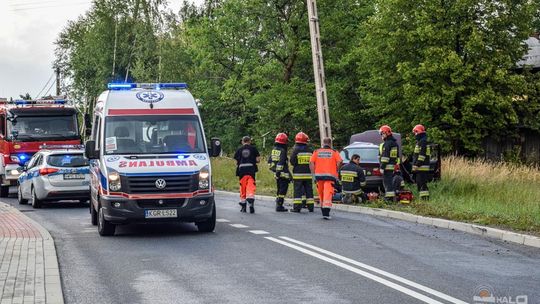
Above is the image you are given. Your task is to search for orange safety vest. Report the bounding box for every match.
[310,147,342,181]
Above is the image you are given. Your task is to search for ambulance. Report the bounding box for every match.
[85,83,221,236]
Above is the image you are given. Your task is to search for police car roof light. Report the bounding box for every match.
[13,99,66,105]
[108,83,137,90]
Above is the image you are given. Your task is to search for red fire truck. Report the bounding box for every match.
[0,98,81,197]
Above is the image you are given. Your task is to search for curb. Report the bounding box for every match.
[216,190,540,249]
[1,203,64,304]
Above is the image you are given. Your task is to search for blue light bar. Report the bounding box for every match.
[108,83,136,90]
[14,100,27,105]
[158,83,188,89]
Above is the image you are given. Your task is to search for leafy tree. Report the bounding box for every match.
[358,0,537,154]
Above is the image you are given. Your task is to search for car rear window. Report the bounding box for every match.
[341,147,380,163]
[47,154,88,167]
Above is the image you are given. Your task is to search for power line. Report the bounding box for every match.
[42,77,57,97]
[8,0,83,7]
[34,72,55,99]
[11,1,91,11]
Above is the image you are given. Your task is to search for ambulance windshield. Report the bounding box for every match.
[104,115,206,155]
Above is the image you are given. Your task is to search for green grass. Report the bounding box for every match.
[211,156,540,235]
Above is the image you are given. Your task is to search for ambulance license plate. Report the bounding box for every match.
[64,173,84,180]
[145,209,177,219]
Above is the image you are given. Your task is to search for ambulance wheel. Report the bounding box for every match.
[31,187,42,209]
[98,207,115,236]
[90,203,98,226]
[17,185,27,205]
[0,185,9,198]
[196,205,216,233]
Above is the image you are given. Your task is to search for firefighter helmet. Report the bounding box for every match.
[412,124,426,134]
[294,132,309,144]
[275,133,288,144]
[379,125,392,136]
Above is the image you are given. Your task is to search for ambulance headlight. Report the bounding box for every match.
[108,171,122,192]
[198,165,210,190]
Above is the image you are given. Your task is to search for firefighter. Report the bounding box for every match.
[290,132,314,212]
[412,124,431,200]
[379,125,400,202]
[310,137,343,220]
[234,136,260,213]
[340,154,367,204]
[268,133,291,212]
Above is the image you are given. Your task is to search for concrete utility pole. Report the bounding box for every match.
[306,0,332,146]
[55,67,61,96]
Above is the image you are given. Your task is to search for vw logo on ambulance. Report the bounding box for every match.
[155,179,167,190]
[136,91,164,104]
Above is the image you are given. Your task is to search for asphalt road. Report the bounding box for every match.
[4,190,540,304]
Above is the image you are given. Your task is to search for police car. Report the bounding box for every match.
[17,145,90,208]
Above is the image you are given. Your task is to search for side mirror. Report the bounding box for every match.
[209,137,221,157]
[84,140,98,159]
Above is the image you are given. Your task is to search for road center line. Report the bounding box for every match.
[265,237,445,304]
[248,230,269,235]
[229,224,249,228]
[278,236,467,304]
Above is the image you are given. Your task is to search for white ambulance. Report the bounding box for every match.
[85,83,221,236]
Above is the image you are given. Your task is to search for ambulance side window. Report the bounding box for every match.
[93,117,101,150]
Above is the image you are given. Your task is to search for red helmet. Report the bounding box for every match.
[295,132,309,144]
[394,164,400,172]
[412,124,426,134]
[379,125,392,136]
[275,133,288,144]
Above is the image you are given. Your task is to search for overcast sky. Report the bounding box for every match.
[0,0,202,99]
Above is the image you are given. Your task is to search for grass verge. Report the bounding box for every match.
[211,156,540,235]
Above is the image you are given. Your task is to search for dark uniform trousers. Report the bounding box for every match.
[415,172,429,199]
[293,179,314,210]
[383,171,395,201]
[276,177,290,204]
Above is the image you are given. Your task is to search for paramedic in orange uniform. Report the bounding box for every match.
[234,136,260,214]
[309,137,343,220]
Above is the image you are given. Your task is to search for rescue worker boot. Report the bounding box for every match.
[275,198,288,212]
[247,198,255,214]
[239,201,247,213]
[321,207,331,220]
[291,204,302,213]
[307,204,314,212]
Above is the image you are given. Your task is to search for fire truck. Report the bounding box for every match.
[0,97,81,197]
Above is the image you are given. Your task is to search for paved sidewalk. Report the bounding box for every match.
[0,202,63,304]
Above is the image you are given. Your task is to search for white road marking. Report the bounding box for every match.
[266,237,447,304]
[248,230,269,235]
[279,236,468,304]
[229,224,249,228]
[216,219,231,223]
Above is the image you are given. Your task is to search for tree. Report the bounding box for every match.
[358,0,537,154]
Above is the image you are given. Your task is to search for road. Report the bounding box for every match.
[3,190,540,304]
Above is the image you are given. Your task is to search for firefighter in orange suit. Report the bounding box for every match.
[310,137,343,220]
[234,136,260,213]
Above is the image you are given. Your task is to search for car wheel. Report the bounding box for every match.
[31,187,42,209]
[196,204,216,233]
[98,207,115,236]
[90,202,98,226]
[0,185,9,198]
[17,185,28,205]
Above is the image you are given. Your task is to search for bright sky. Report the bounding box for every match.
[0,0,202,99]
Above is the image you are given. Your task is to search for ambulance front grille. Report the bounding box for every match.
[123,174,198,194]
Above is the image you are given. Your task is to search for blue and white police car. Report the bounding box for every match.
[17,145,90,208]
